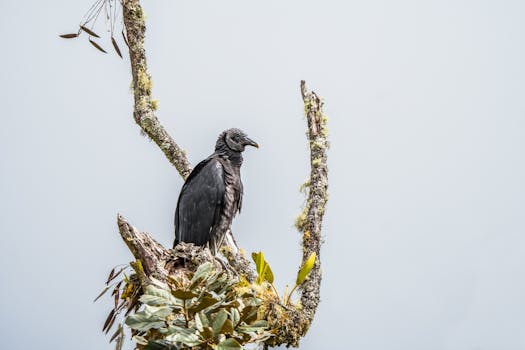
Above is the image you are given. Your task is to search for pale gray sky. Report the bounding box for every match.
[1,0,525,349]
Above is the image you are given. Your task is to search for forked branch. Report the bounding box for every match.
[117,0,329,347]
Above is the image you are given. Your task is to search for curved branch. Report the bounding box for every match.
[122,0,192,179]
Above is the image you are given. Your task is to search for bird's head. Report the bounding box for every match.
[216,128,259,153]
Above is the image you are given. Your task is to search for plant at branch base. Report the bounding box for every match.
[112,262,273,350]
[59,0,126,58]
[251,251,316,306]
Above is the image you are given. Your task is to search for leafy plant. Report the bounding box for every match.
[251,251,317,306]
[122,262,272,350]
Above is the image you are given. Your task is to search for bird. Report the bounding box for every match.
[174,128,258,254]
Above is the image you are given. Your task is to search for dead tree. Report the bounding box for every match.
[64,0,329,348]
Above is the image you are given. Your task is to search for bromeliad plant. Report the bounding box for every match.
[126,262,272,350]
[97,250,316,350]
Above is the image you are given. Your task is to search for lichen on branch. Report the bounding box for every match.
[122,0,192,179]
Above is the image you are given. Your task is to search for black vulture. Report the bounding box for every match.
[174,128,258,254]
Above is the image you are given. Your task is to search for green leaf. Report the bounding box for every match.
[230,307,240,327]
[195,312,204,332]
[212,309,229,335]
[171,289,198,300]
[251,252,265,276]
[165,328,201,346]
[221,319,234,334]
[296,252,316,285]
[200,326,214,340]
[125,311,165,331]
[190,262,213,287]
[217,338,242,350]
[239,306,257,324]
[141,285,180,306]
[189,295,219,314]
[264,263,274,284]
[147,306,172,319]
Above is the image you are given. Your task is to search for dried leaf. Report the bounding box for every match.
[103,309,115,333]
[107,267,126,284]
[114,287,120,308]
[80,25,100,38]
[111,37,123,58]
[109,325,123,343]
[89,39,107,53]
[106,268,116,285]
[94,285,111,302]
[59,33,78,39]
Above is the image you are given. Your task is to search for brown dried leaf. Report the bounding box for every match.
[80,25,100,38]
[108,268,126,284]
[121,30,129,48]
[89,39,107,54]
[59,33,78,39]
[94,285,110,302]
[103,309,115,333]
[111,37,123,58]
[109,325,123,343]
[106,268,116,285]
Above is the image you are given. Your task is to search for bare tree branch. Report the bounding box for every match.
[298,80,329,324]
[122,0,192,179]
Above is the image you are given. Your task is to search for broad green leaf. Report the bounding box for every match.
[198,312,210,327]
[251,252,265,276]
[212,309,229,335]
[296,252,316,285]
[125,312,165,331]
[190,262,213,287]
[239,306,257,324]
[171,290,198,300]
[165,327,201,346]
[221,319,234,334]
[200,326,214,340]
[217,338,242,350]
[251,320,268,328]
[141,285,179,306]
[189,295,219,314]
[146,305,172,319]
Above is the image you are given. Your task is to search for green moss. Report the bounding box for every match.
[151,99,159,110]
[137,67,152,94]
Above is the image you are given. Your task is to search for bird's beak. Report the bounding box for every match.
[244,137,259,148]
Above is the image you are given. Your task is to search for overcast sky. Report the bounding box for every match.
[1,0,525,349]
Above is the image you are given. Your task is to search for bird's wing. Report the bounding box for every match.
[174,157,225,246]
